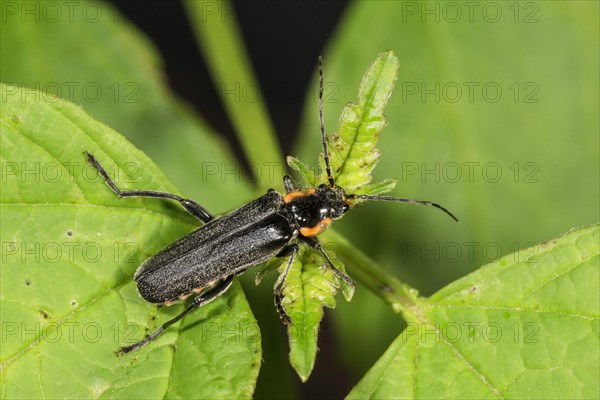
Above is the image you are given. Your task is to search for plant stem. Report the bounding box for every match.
[184,0,283,191]
[322,230,422,321]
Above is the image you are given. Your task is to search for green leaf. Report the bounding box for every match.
[296,1,599,377]
[357,178,398,197]
[286,156,317,188]
[0,84,261,399]
[0,0,253,211]
[278,248,339,382]
[289,50,400,196]
[272,52,402,381]
[255,244,353,382]
[317,50,399,195]
[348,224,599,399]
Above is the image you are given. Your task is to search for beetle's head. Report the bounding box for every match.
[286,184,351,237]
[315,184,350,219]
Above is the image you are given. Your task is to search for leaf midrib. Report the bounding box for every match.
[0,202,197,227]
[335,57,388,179]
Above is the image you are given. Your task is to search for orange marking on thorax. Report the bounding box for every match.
[283,188,316,203]
[299,217,332,237]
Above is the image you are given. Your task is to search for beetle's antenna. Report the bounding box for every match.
[346,194,459,222]
[318,56,335,187]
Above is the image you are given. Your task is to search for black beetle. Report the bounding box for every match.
[85,57,457,354]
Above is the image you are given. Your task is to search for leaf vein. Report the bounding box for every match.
[0,278,130,371]
[521,256,587,301]
[9,118,87,201]
[426,304,598,321]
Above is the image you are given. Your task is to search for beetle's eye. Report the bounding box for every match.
[318,184,327,189]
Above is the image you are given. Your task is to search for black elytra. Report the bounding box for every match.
[85,56,457,355]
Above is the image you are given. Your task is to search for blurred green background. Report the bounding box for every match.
[1,1,598,398]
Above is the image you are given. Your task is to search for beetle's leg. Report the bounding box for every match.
[273,244,299,324]
[283,175,297,193]
[84,152,213,223]
[117,276,234,355]
[300,236,355,290]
